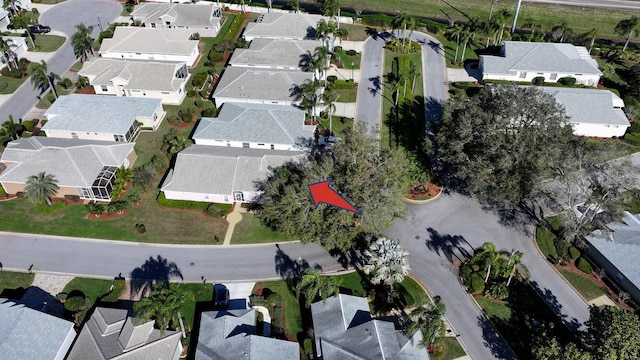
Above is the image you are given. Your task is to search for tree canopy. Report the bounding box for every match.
[435,84,575,204]
[257,123,411,252]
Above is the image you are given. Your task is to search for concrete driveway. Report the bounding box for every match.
[0,0,120,122]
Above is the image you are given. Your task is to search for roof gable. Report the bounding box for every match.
[100,27,198,56]
[229,38,320,68]
[132,3,221,28]
[243,13,325,40]
[80,58,187,92]
[213,67,314,103]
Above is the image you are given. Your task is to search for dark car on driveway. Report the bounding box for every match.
[28,24,51,34]
[214,284,230,308]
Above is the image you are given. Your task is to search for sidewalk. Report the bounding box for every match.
[222,203,245,245]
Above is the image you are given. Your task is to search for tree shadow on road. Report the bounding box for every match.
[529,280,583,332]
[274,245,315,292]
[425,227,473,263]
[477,315,516,360]
[129,255,183,300]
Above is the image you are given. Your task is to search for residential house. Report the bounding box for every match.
[0,36,27,69]
[479,41,602,86]
[161,145,305,203]
[195,309,300,359]
[0,9,9,30]
[100,27,199,66]
[193,102,315,151]
[0,137,136,202]
[212,66,314,107]
[242,13,325,41]
[535,86,630,138]
[43,94,165,141]
[78,58,190,105]
[229,38,321,70]
[585,212,640,304]
[311,294,429,360]
[131,3,222,37]
[0,298,75,360]
[66,307,182,360]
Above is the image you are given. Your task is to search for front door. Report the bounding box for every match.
[233,191,244,202]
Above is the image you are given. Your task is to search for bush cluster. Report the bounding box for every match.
[135,223,146,234]
[64,194,81,202]
[576,257,593,274]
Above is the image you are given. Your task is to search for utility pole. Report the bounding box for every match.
[511,0,523,33]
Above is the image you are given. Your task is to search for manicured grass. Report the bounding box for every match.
[334,87,358,102]
[62,277,116,305]
[0,75,27,94]
[559,269,606,301]
[70,61,83,72]
[437,34,482,68]
[334,53,361,70]
[31,34,65,52]
[319,116,354,138]
[440,337,467,360]
[0,271,34,296]
[336,271,368,297]
[252,280,302,340]
[535,215,560,259]
[338,23,371,41]
[399,275,429,307]
[232,213,293,244]
[475,295,511,321]
[628,195,640,214]
[177,283,213,331]
[35,86,73,109]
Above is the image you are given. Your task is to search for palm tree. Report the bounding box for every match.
[134,282,193,337]
[288,0,300,13]
[11,13,35,48]
[495,9,511,44]
[0,115,23,143]
[167,136,192,155]
[586,27,598,54]
[4,0,19,16]
[392,12,415,51]
[71,23,95,63]
[315,19,337,50]
[115,166,134,185]
[460,27,473,63]
[488,0,499,21]
[0,38,17,70]
[446,24,464,63]
[295,79,322,122]
[312,46,331,85]
[471,242,508,283]
[295,268,342,307]
[504,250,529,286]
[28,60,58,99]
[614,16,639,53]
[522,20,543,42]
[406,296,446,347]
[322,87,336,133]
[362,237,411,286]
[551,21,572,43]
[25,172,59,205]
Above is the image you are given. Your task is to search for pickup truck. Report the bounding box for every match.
[28,24,51,34]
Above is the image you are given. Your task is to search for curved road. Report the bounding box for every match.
[0,0,120,122]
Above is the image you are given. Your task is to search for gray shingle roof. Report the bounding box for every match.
[534,86,630,126]
[195,309,300,360]
[213,67,313,103]
[0,137,135,188]
[586,212,640,295]
[311,294,429,360]
[0,298,75,360]
[193,102,314,146]
[243,13,325,40]
[230,38,321,68]
[161,145,305,195]
[131,3,221,28]
[481,41,602,75]
[44,94,162,134]
[100,27,198,56]
[79,58,187,93]
[66,307,182,360]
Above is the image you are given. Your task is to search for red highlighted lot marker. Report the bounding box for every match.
[308,180,362,214]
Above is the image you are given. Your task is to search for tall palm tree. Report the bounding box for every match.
[362,237,411,286]
[446,24,464,63]
[0,38,17,70]
[495,9,511,44]
[28,60,58,99]
[392,12,415,51]
[71,23,95,63]
[11,13,35,48]
[488,0,499,21]
[315,19,337,50]
[4,0,19,17]
[459,27,473,63]
[25,172,59,205]
[288,0,300,13]
[551,21,572,43]
[522,20,543,41]
[295,268,342,307]
[296,79,322,122]
[134,282,193,337]
[0,115,23,143]
[471,242,508,283]
[614,16,639,53]
[504,250,529,286]
[312,46,331,86]
[586,27,598,54]
[406,296,446,347]
[322,87,336,133]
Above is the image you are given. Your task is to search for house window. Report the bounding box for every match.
[151,23,156,28]
[101,85,108,92]
[270,144,274,150]
[550,73,557,80]
[71,132,78,139]
[258,143,265,146]
[519,72,527,79]
[114,134,125,141]
[166,21,171,25]
[242,143,250,148]
[233,191,244,202]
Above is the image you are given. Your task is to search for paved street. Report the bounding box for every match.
[0,0,120,122]
[355,32,388,136]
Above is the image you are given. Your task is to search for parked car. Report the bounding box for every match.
[318,136,341,146]
[214,284,230,308]
[28,24,51,34]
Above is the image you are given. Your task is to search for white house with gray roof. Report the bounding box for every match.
[43,94,165,142]
[78,58,190,105]
[161,145,305,203]
[213,67,314,107]
[311,294,429,360]
[534,86,630,138]
[480,41,602,86]
[230,38,321,70]
[193,102,315,150]
[195,309,299,360]
[100,27,199,66]
[586,212,640,304]
[0,36,27,69]
[243,13,325,41]
[0,298,75,360]
[0,137,136,202]
[131,3,222,37]
[67,307,182,360]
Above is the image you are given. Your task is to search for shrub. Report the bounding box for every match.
[86,202,105,216]
[533,76,545,85]
[207,51,224,62]
[46,92,56,104]
[179,108,195,123]
[167,115,181,125]
[576,257,593,274]
[21,120,34,130]
[569,246,581,260]
[22,132,32,138]
[346,49,357,56]
[487,283,509,300]
[133,165,154,192]
[75,76,90,88]
[64,194,81,202]
[39,119,47,126]
[205,203,225,217]
[124,190,140,205]
[135,223,146,234]
[190,32,200,40]
[471,273,485,293]
[326,75,338,84]
[150,154,169,173]
[361,13,394,27]
[187,89,197,98]
[0,185,6,198]
[36,200,66,214]
[64,294,88,312]
[191,72,208,88]
[554,238,571,261]
[201,107,217,117]
[558,77,577,87]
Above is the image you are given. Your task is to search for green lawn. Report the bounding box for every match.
[440,337,467,360]
[252,280,302,341]
[319,116,354,138]
[334,53,362,70]
[231,213,293,244]
[70,61,83,71]
[535,215,560,259]
[437,34,482,67]
[0,75,27,94]
[30,34,65,52]
[0,271,34,297]
[62,277,118,305]
[559,269,606,301]
[338,23,371,41]
[399,275,430,307]
[334,87,358,102]
[177,283,213,331]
